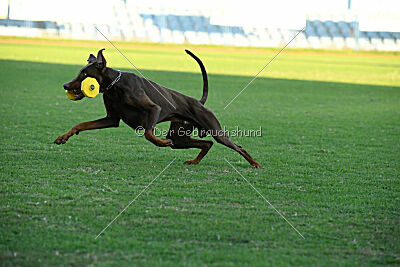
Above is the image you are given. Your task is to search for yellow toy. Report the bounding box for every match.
[65,90,76,100]
[81,77,100,98]
[65,77,100,101]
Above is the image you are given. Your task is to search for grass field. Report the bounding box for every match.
[0,36,399,265]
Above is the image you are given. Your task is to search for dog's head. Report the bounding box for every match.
[63,49,107,100]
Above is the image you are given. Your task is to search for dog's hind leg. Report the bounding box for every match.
[177,138,214,165]
[192,107,262,168]
[167,122,213,165]
[213,132,261,168]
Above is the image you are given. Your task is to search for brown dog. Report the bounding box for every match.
[55,49,261,168]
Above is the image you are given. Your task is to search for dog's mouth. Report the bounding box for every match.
[67,88,85,100]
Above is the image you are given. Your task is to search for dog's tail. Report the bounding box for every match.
[185,49,208,104]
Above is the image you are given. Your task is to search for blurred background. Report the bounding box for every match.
[0,0,399,51]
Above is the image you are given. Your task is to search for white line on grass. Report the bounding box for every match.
[224,158,305,239]
[224,27,305,110]
[95,158,176,239]
[95,26,177,109]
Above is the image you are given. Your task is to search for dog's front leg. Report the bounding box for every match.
[143,105,172,147]
[130,92,173,148]
[54,116,119,144]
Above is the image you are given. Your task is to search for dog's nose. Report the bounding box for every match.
[63,83,69,90]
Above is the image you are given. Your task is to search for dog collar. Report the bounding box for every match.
[104,70,121,91]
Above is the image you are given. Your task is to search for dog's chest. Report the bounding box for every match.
[105,90,151,128]
[111,100,147,128]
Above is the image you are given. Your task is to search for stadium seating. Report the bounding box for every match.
[0,2,399,51]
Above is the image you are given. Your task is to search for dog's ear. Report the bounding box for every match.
[87,54,96,64]
[96,48,107,70]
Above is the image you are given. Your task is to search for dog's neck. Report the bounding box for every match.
[100,68,121,93]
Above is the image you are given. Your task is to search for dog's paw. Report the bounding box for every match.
[54,135,69,145]
[183,159,200,165]
[251,162,262,169]
[161,139,173,147]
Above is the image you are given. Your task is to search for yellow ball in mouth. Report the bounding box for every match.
[65,90,77,100]
[81,77,100,98]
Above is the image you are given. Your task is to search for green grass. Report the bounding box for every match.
[0,38,399,266]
